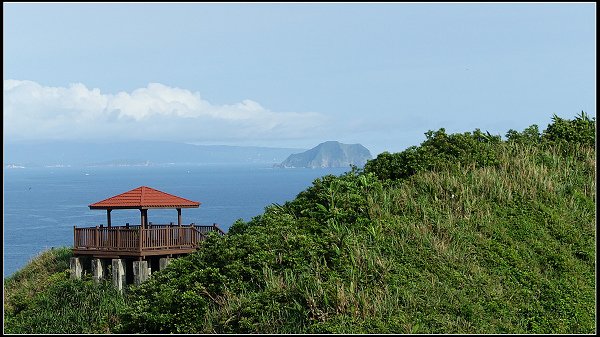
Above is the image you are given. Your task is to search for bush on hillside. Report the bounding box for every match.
[505,124,541,145]
[364,128,502,181]
[542,111,595,147]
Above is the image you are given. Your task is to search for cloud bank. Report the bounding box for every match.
[3,80,329,144]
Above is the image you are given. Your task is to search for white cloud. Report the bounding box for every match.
[3,80,329,143]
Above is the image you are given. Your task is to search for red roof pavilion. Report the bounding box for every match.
[89,186,200,227]
[73,186,223,260]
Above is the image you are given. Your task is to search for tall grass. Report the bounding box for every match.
[352,143,596,333]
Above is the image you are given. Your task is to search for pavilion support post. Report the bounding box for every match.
[70,257,82,280]
[177,208,182,226]
[91,258,104,283]
[133,260,150,285]
[159,257,171,271]
[112,259,125,292]
[107,209,112,228]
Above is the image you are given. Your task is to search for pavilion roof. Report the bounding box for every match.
[89,186,200,209]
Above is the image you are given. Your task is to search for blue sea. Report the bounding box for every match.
[3,164,348,278]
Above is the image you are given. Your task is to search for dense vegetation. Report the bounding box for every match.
[4,112,595,334]
[3,248,125,333]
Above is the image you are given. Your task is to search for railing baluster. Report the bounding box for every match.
[165,227,168,248]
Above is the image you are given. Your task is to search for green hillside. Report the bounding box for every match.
[3,112,596,334]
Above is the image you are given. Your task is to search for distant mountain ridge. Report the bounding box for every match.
[4,141,305,167]
[277,141,372,168]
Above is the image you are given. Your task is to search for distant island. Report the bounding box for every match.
[276,141,372,168]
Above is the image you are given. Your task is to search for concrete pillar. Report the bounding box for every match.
[70,257,82,279]
[133,260,150,285]
[159,257,171,271]
[91,258,104,283]
[112,259,125,292]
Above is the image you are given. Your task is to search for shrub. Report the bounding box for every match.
[542,111,595,147]
[365,128,501,181]
[506,124,541,145]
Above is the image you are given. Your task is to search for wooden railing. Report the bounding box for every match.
[73,223,225,253]
[74,226,140,251]
[190,223,226,236]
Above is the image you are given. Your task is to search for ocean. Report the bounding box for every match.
[3,164,349,277]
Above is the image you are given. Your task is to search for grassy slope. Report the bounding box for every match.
[4,119,596,334]
[4,247,72,316]
[3,248,126,334]
[119,141,595,334]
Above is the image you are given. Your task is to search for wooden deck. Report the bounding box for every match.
[73,223,225,258]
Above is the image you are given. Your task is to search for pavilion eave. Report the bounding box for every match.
[89,204,201,210]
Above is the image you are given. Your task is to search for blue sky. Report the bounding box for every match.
[3,3,596,155]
